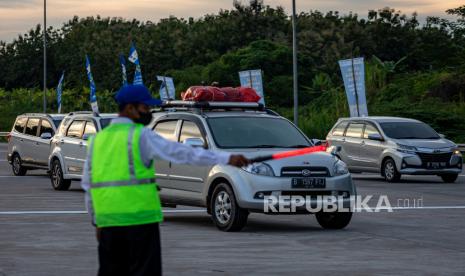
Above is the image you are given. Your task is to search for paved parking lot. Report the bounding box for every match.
[1,143,465,275]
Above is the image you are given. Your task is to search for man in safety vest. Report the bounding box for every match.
[81,84,249,276]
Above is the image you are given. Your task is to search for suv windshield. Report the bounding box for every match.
[380,122,440,139]
[207,117,311,149]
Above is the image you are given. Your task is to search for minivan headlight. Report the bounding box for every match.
[396,143,417,154]
[242,163,275,177]
[333,160,349,176]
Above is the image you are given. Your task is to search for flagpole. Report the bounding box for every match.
[43,0,47,113]
[292,0,298,125]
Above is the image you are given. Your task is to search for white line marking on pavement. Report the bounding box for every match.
[1,207,465,215]
[0,209,206,215]
[352,206,465,211]
[0,175,44,178]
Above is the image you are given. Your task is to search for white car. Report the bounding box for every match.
[48,112,117,190]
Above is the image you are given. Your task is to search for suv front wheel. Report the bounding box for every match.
[315,211,352,229]
[11,153,27,176]
[51,159,71,191]
[210,183,248,232]
[383,158,401,182]
[440,174,459,183]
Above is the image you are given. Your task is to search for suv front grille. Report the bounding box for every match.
[280,166,330,177]
[417,152,453,167]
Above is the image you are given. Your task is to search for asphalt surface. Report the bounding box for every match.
[1,143,465,275]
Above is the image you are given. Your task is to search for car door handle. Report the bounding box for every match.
[60,139,64,144]
[360,141,365,145]
[20,138,24,142]
[79,141,84,147]
[341,138,346,142]
[35,142,40,145]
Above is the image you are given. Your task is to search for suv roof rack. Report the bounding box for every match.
[23,113,51,117]
[159,101,265,112]
[67,111,100,117]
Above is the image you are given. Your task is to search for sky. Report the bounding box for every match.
[0,0,463,42]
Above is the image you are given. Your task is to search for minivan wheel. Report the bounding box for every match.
[210,183,248,232]
[12,154,27,176]
[383,159,401,182]
[440,174,459,183]
[315,211,352,229]
[51,159,71,191]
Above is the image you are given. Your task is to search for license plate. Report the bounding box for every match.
[427,162,446,169]
[292,178,326,189]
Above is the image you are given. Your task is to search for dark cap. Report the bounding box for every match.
[115,84,162,106]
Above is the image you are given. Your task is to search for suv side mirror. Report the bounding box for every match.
[368,133,383,141]
[183,138,205,148]
[439,133,446,139]
[311,139,322,146]
[40,132,52,139]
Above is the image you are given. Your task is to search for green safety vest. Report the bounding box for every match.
[89,123,163,228]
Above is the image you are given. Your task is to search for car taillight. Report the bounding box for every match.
[6,132,11,142]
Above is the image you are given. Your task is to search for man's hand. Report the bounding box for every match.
[228,154,250,167]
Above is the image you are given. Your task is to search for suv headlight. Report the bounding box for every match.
[396,143,417,154]
[453,149,462,157]
[333,160,349,176]
[242,163,275,177]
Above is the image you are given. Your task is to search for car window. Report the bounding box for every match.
[66,120,85,139]
[363,124,380,139]
[154,120,178,141]
[207,117,311,149]
[39,120,54,136]
[14,117,27,133]
[180,121,204,144]
[345,123,364,138]
[380,122,440,139]
[332,121,348,136]
[84,121,97,135]
[25,118,40,136]
[58,118,70,135]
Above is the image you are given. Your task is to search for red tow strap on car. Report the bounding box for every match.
[249,145,327,163]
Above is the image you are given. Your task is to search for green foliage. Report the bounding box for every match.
[1,2,465,142]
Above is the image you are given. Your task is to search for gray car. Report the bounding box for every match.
[326,117,463,183]
[151,101,355,231]
[7,113,64,175]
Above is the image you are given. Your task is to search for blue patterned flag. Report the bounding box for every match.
[85,55,99,113]
[338,57,368,117]
[239,69,265,105]
[128,43,143,85]
[119,54,128,86]
[156,76,176,101]
[56,71,64,113]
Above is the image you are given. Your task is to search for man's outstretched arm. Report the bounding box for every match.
[139,128,249,167]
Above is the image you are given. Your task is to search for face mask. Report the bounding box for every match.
[134,111,153,126]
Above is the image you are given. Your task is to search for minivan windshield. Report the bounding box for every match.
[207,117,311,149]
[380,122,440,139]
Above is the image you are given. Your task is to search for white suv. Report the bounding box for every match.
[48,112,117,190]
[7,113,64,175]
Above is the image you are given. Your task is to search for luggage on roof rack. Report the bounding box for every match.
[181,86,261,103]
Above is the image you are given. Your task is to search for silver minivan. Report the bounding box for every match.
[7,113,64,175]
[326,117,463,183]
